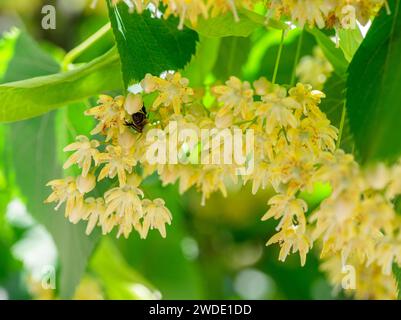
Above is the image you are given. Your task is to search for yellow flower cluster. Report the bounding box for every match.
[296,46,333,90]
[45,72,401,298]
[313,157,401,299]
[45,72,338,239]
[268,0,387,28]
[142,74,337,206]
[322,255,398,300]
[45,93,173,239]
[264,146,401,299]
[111,0,387,29]
[312,157,401,270]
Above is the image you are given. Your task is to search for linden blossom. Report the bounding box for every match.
[144,120,255,174]
[44,69,401,299]
[45,72,341,259]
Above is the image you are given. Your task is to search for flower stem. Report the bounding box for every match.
[272,29,286,85]
[336,101,347,149]
[62,22,111,71]
[290,29,304,87]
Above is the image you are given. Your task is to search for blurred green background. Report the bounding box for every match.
[0,0,337,300]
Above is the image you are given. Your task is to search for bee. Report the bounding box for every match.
[125,106,148,133]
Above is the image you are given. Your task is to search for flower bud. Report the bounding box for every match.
[76,174,96,194]
[118,130,136,150]
[141,74,158,93]
[124,93,143,115]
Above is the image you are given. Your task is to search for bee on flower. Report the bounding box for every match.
[44,71,401,300]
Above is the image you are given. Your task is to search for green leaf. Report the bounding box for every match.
[213,36,251,80]
[107,2,198,87]
[338,27,363,62]
[347,0,401,163]
[190,12,256,38]
[90,239,159,300]
[393,263,401,299]
[0,29,19,80]
[3,30,100,299]
[321,75,346,125]
[0,126,23,290]
[2,30,60,82]
[192,8,286,38]
[0,47,123,123]
[307,28,348,77]
[8,114,100,299]
[254,29,316,84]
[320,74,353,152]
[0,126,14,237]
[182,36,220,87]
